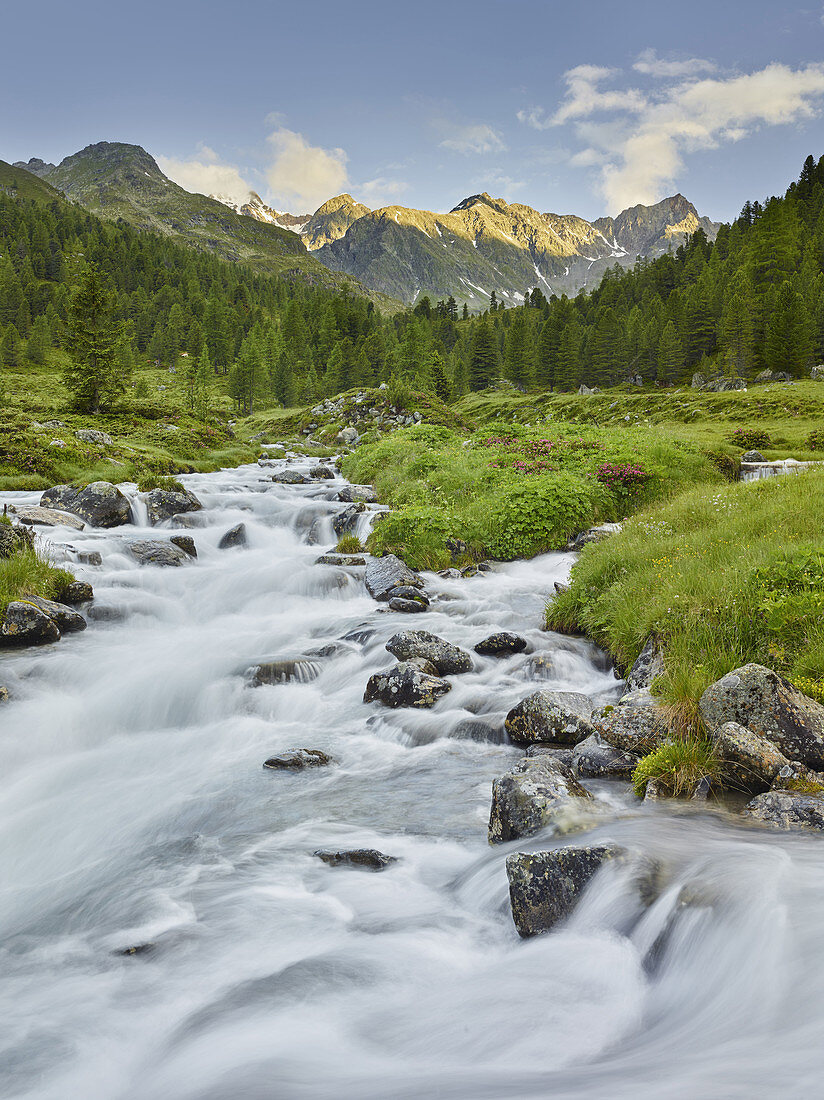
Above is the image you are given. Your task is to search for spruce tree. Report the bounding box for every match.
[657,322,685,385]
[62,265,129,412]
[469,320,499,390]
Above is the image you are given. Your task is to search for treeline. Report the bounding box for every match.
[2,152,824,412]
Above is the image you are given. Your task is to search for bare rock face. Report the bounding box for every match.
[145,487,202,525]
[363,662,451,708]
[505,690,595,746]
[41,482,131,528]
[385,630,472,674]
[700,664,824,771]
[365,554,423,601]
[488,756,592,843]
[744,790,824,831]
[713,721,790,793]
[506,845,624,937]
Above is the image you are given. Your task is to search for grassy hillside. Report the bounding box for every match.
[0,161,64,204]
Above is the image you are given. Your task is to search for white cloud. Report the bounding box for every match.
[158,146,253,206]
[359,176,408,206]
[438,122,506,154]
[521,61,824,212]
[265,128,349,211]
[633,48,717,79]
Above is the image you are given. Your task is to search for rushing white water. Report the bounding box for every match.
[2,457,824,1100]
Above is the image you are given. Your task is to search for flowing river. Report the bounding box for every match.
[2,454,824,1100]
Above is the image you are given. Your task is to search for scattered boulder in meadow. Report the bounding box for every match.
[41,482,131,528]
[699,664,824,771]
[743,790,824,831]
[74,428,113,446]
[741,450,765,463]
[363,662,451,708]
[145,487,202,525]
[506,845,624,937]
[488,756,592,843]
[474,632,528,657]
[385,630,471,674]
[505,690,595,745]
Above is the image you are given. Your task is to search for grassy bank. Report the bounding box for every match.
[341,420,719,570]
[547,469,824,705]
[0,521,74,615]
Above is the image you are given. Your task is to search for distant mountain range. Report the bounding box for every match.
[13,141,719,309]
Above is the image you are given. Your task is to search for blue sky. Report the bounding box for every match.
[5,0,824,221]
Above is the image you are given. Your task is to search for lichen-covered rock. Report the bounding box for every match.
[699,664,824,770]
[251,659,321,686]
[338,484,377,504]
[314,848,396,871]
[743,790,824,831]
[363,662,451,708]
[10,505,85,530]
[74,428,113,446]
[309,465,335,480]
[332,503,365,537]
[272,469,310,484]
[41,482,131,528]
[506,846,624,936]
[56,580,94,605]
[572,733,639,779]
[218,522,247,550]
[145,487,202,525]
[388,597,427,613]
[474,632,528,657]
[365,554,423,600]
[592,703,671,755]
[505,690,595,746]
[488,756,592,843]
[170,535,197,558]
[0,602,61,645]
[263,749,333,769]
[0,523,35,558]
[525,744,576,768]
[20,596,86,633]
[385,630,472,674]
[713,721,789,793]
[386,586,429,605]
[315,554,366,566]
[626,637,665,691]
[127,540,190,567]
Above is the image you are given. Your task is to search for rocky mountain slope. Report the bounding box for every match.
[210,190,311,233]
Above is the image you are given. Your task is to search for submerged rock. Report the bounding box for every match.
[263,749,333,770]
[315,554,366,566]
[41,482,131,528]
[488,756,592,843]
[506,845,624,937]
[332,503,365,537]
[743,790,824,831]
[127,540,190,567]
[363,662,451,708]
[505,690,595,745]
[75,550,103,566]
[0,602,61,645]
[314,848,397,871]
[699,664,824,771]
[218,522,247,550]
[385,630,472,674]
[386,585,429,605]
[145,487,202,525]
[474,632,528,657]
[251,659,321,686]
[365,554,423,600]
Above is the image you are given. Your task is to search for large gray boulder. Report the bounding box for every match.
[505,690,595,745]
[272,469,310,484]
[338,484,377,504]
[0,602,61,645]
[145,487,202,525]
[506,846,623,937]
[127,540,190,567]
[23,596,86,633]
[363,662,451,708]
[488,756,592,843]
[572,733,639,779]
[218,523,247,550]
[385,630,472,674]
[332,503,365,537]
[714,721,789,793]
[592,703,671,756]
[744,790,824,831]
[699,664,824,770]
[365,554,423,600]
[10,505,85,531]
[41,482,131,528]
[74,428,113,445]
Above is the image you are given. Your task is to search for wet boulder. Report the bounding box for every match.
[388,597,427,613]
[525,744,576,767]
[572,733,639,779]
[218,522,247,550]
[713,721,790,793]
[505,690,595,746]
[314,848,396,871]
[506,845,624,937]
[127,540,190,567]
[0,602,61,645]
[263,749,333,770]
[626,637,665,691]
[145,487,202,525]
[251,659,321,686]
[474,632,528,657]
[332,503,365,537]
[567,523,622,551]
[699,664,824,771]
[592,703,671,756]
[10,505,85,531]
[272,470,310,484]
[315,553,366,566]
[385,630,472,674]
[365,554,423,601]
[488,756,592,843]
[41,482,131,528]
[20,595,86,632]
[743,790,824,831]
[58,580,94,604]
[386,586,429,606]
[338,484,377,504]
[309,465,335,480]
[170,535,197,558]
[363,662,451,709]
[75,549,103,566]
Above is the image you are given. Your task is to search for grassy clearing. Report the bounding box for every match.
[547,469,824,704]
[342,421,719,570]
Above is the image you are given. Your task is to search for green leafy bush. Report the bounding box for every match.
[806,429,824,451]
[489,475,606,559]
[728,426,771,449]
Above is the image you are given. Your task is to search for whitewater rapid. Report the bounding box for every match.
[1,455,823,1100]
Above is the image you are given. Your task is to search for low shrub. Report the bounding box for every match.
[728,426,771,449]
[807,428,824,451]
[335,534,364,554]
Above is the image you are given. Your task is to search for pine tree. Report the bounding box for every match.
[503,309,533,388]
[194,347,212,419]
[657,321,685,385]
[25,315,50,364]
[721,293,754,376]
[764,281,814,376]
[429,350,451,401]
[556,317,582,391]
[469,320,499,390]
[62,265,130,412]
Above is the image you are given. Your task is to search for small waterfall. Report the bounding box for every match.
[740,458,824,482]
